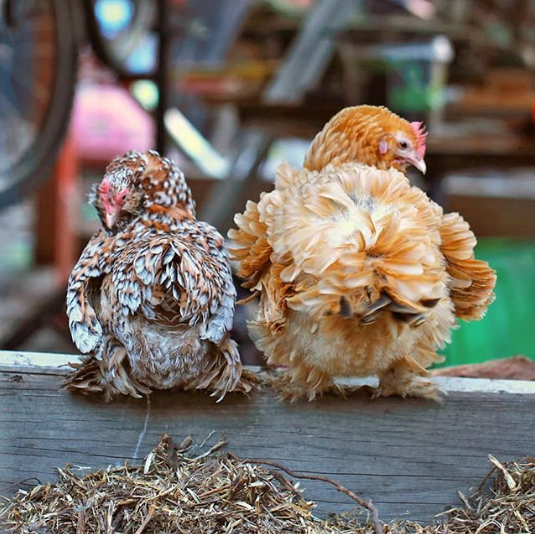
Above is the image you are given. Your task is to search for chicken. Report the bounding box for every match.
[229,105,496,400]
[65,150,255,401]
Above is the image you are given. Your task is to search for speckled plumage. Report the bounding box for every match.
[66,151,254,400]
[229,106,496,401]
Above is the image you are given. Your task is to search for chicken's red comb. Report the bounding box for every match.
[410,121,428,158]
[98,177,110,194]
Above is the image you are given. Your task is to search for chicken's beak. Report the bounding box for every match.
[406,155,427,175]
[414,158,427,175]
[105,210,118,230]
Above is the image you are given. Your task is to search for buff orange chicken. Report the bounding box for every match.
[229,106,496,400]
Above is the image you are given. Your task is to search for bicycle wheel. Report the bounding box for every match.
[85,0,154,76]
[0,0,77,210]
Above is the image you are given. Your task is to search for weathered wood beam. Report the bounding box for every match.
[0,351,534,523]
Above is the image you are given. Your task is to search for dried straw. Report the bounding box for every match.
[432,455,535,534]
[0,435,377,534]
[1,435,534,534]
[327,455,535,534]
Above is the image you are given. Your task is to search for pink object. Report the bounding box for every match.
[71,83,154,162]
[379,139,389,154]
[409,121,428,158]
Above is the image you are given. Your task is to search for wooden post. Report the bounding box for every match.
[34,135,79,285]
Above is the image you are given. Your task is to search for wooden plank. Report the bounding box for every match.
[1,351,535,394]
[0,359,534,523]
[0,351,78,375]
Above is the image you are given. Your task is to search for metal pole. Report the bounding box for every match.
[264,0,359,105]
[156,0,170,154]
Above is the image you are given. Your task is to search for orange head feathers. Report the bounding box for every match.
[304,105,427,174]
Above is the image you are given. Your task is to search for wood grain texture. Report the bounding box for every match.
[0,365,534,524]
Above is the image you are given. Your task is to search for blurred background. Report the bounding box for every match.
[1,0,535,373]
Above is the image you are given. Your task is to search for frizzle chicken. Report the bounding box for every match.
[65,150,254,400]
[229,105,496,400]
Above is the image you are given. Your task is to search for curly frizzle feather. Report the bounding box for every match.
[66,150,252,401]
[228,200,271,285]
[439,212,496,320]
[266,163,446,319]
[229,105,495,401]
[228,166,299,331]
[228,164,300,287]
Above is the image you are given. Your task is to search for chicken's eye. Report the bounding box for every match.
[398,140,409,150]
[117,189,128,201]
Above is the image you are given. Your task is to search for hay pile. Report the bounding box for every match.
[0,435,372,534]
[323,453,535,534]
[0,435,533,534]
[433,455,535,534]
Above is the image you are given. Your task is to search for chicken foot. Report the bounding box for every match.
[374,355,442,401]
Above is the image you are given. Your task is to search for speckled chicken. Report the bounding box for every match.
[229,106,496,400]
[65,150,254,400]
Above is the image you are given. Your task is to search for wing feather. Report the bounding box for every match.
[66,231,109,353]
[111,224,235,344]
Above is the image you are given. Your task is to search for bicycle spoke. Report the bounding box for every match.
[0,117,32,178]
[0,90,20,125]
[0,121,35,177]
[0,75,38,173]
[0,0,76,207]
[9,67,51,103]
[0,0,57,177]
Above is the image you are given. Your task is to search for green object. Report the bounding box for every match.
[388,60,446,113]
[439,238,535,367]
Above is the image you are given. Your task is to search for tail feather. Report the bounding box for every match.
[440,213,496,320]
[362,294,392,316]
[186,337,258,401]
[64,351,152,401]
